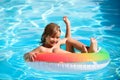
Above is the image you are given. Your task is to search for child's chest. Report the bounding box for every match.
[41,46,60,53]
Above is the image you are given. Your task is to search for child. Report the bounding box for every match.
[24,16,97,62]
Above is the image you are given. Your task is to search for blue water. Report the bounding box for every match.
[0,0,120,80]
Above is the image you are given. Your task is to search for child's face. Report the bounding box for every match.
[45,31,61,47]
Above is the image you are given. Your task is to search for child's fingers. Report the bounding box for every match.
[63,16,67,20]
[31,53,38,61]
[63,17,65,21]
[29,56,34,62]
[31,56,35,62]
[32,54,36,58]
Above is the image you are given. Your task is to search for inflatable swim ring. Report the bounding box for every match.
[26,48,110,73]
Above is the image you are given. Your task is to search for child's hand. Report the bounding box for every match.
[24,52,37,62]
[63,16,70,25]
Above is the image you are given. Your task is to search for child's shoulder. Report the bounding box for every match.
[38,46,44,49]
[58,38,67,44]
[35,46,45,53]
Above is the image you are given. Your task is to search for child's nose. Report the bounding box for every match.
[54,38,58,42]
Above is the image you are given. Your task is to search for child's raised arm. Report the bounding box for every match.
[63,16,71,38]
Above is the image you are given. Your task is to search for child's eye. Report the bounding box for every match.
[51,36,54,38]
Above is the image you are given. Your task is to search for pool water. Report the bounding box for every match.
[0,0,120,80]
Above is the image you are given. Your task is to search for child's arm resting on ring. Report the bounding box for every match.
[24,47,42,62]
[24,52,37,62]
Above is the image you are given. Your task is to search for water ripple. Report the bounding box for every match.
[0,0,120,80]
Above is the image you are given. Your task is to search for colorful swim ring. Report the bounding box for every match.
[26,48,110,73]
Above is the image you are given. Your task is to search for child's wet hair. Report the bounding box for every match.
[41,23,61,44]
